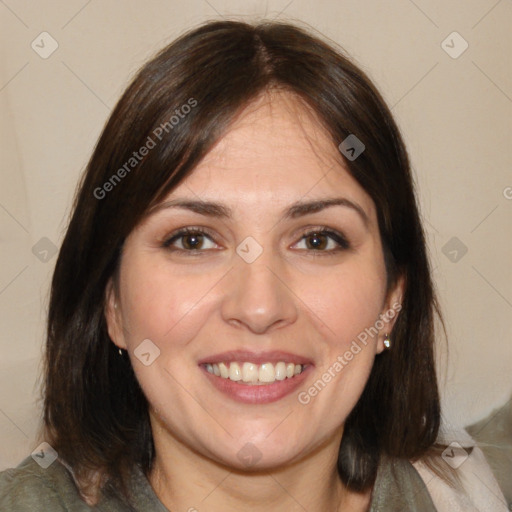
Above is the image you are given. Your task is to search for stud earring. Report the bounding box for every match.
[383,334,391,349]
[118,348,123,356]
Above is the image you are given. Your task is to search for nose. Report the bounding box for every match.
[220,248,298,335]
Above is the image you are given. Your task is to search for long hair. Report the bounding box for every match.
[42,19,445,501]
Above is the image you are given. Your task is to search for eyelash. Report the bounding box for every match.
[161,226,350,256]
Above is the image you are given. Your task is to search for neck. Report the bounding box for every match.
[147,416,371,512]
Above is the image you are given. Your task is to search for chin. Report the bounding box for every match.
[200,427,314,472]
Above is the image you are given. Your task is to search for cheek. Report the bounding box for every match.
[119,254,222,346]
[297,276,381,431]
[292,258,386,418]
[117,256,220,413]
[301,259,386,345]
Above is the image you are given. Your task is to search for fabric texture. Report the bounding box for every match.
[466,396,512,509]
[413,443,509,512]
[368,454,437,511]
[0,456,167,512]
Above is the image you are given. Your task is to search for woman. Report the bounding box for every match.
[0,19,506,511]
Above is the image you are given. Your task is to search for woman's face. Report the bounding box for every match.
[106,92,402,471]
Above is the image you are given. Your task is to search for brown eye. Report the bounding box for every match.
[181,233,205,250]
[305,233,329,250]
[162,228,218,252]
[294,229,350,253]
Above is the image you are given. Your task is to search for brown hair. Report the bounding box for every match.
[42,19,447,502]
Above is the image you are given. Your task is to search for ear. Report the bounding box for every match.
[376,274,405,354]
[104,278,127,350]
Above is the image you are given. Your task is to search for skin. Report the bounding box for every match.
[105,90,404,512]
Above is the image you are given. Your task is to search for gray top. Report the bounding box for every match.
[0,454,437,511]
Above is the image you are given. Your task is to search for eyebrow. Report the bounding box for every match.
[149,197,369,227]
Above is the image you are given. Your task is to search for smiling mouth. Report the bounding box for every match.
[202,361,306,385]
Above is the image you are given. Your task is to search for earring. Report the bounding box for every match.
[383,334,391,349]
[118,348,123,356]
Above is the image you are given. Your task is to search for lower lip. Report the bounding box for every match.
[200,366,312,404]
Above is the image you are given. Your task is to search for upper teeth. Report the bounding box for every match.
[205,362,304,384]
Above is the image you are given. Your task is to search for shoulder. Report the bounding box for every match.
[0,456,91,511]
[466,397,512,508]
[370,455,437,511]
[412,428,509,512]
[372,436,509,512]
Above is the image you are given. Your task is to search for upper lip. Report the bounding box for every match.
[197,350,313,366]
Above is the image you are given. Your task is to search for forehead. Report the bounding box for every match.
[166,91,376,218]
[196,91,339,178]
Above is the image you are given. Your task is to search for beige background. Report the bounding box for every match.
[0,0,511,470]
